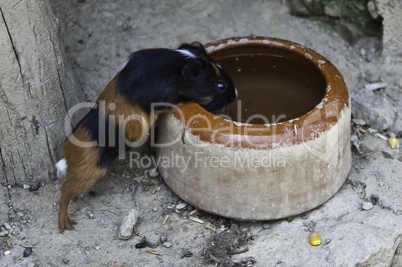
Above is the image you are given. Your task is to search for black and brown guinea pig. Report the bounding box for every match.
[55,41,237,231]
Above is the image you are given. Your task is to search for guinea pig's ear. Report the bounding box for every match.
[189,41,206,51]
[181,58,206,81]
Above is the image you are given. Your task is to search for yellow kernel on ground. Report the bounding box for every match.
[388,137,400,149]
[309,233,322,246]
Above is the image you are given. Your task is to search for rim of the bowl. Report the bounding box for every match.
[173,36,349,148]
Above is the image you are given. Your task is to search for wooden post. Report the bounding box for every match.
[0,0,84,185]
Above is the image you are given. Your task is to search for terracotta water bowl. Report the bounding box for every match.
[156,37,351,220]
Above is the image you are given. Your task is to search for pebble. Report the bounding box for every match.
[186,205,194,211]
[365,52,373,62]
[324,2,341,18]
[118,209,138,240]
[94,246,100,251]
[309,233,322,246]
[0,230,8,237]
[146,238,160,248]
[181,248,193,258]
[261,224,270,230]
[86,212,95,219]
[135,242,147,249]
[23,247,33,257]
[4,250,11,256]
[119,21,129,31]
[351,90,396,131]
[175,203,187,210]
[4,223,12,231]
[362,201,374,211]
[388,136,400,149]
[241,256,256,264]
[160,235,168,243]
[162,242,172,248]
[352,119,366,126]
[148,168,159,178]
[367,0,379,19]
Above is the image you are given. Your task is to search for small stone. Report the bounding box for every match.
[309,233,322,246]
[162,242,172,248]
[148,168,159,178]
[351,90,396,131]
[4,250,11,256]
[365,52,373,62]
[29,182,41,192]
[62,258,70,264]
[152,207,158,212]
[362,201,374,211]
[135,242,147,249]
[118,209,138,240]
[86,212,95,219]
[146,238,160,248]
[4,223,12,231]
[23,247,33,257]
[26,262,35,267]
[94,246,100,251]
[324,3,341,18]
[181,248,193,258]
[262,224,270,230]
[352,118,366,126]
[0,230,8,237]
[287,0,309,16]
[186,205,194,211]
[388,137,400,149]
[23,184,30,189]
[160,235,168,243]
[119,21,129,31]
[241,256,256,263]
[367,0,379,19]
[175,203,187,210]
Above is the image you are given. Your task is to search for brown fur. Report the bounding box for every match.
[58,73,157,231]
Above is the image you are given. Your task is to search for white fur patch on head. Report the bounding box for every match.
[176,49,196,58]
[56,158,67,180]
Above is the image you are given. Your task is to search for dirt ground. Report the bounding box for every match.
[1,0,401,266]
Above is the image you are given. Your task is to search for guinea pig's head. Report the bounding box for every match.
[177,42,237,113]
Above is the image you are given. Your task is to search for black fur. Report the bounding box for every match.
[74,108,120,168]
[117,42,236,113]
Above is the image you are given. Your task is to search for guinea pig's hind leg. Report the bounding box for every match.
[58,167,107,231]
[58,189,77,231]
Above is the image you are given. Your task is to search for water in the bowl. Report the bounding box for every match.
[218,54,326,124]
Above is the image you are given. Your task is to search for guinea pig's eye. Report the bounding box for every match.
[216,83,227,92]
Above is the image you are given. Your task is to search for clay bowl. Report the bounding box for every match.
[156,37,351,220]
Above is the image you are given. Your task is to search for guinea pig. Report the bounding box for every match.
[56,41,236,231]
